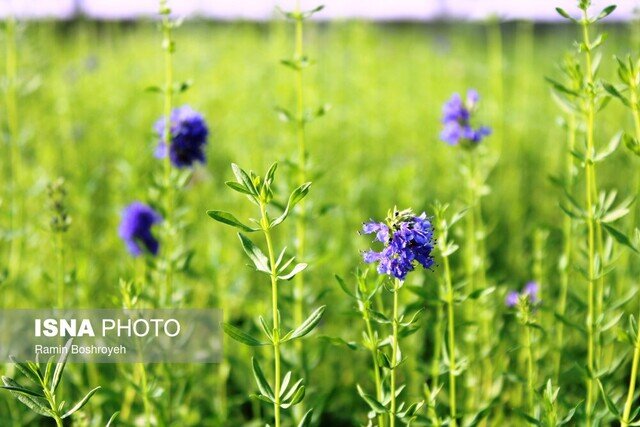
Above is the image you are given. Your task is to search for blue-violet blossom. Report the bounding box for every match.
[440,89,491,147]
[119,202,163,257]
[155,105,209,168]
[362,208,435,280]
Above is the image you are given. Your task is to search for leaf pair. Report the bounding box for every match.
[1,339,101,420]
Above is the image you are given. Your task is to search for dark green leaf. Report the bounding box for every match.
[602,223,639,253]
[222,323,266,346]
[286,306,326,341]
[51,339,73,393]
[252,358,274,400]
[61,386,101,418]
[207,211,259,233]
[238,233,271,273]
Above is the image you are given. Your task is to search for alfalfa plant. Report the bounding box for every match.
[431,202,468,426]
[46,178,72,309]
[552,2,637,423]
[207,162,325,427]
[548,54,581,381]
[505,282,540,419]
[0,339,114,427]
[3,17,22,289]
[357,207,435,426]
[439,89,496,413]
[150,0,209,307]
[276,1,328,386]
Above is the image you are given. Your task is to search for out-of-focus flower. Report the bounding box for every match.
[505,281,541,308]
[119,202,163,257]
[155,105,209,168]
[440,89,491,147]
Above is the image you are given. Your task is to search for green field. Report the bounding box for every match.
[1,11,639,426]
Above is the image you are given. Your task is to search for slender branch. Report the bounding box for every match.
[260,202,282,427]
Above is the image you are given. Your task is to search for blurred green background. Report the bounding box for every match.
[0,18,638,425]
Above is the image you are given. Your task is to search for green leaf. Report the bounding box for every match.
[51,339,73,393]
[10,357,42,386]
[278,263,307,280]
[357,384,387,414]
[206,211,259,233]
[624,133,640,157]
[298,409,313,427]
[602,82,630,107]
[597,378,620,417]
[270,182,312,228]
[275,106,294,123]
[225,181,254,196]
[555,7,575,21]
[222,323,266,346]
[545,77,579,96]
[252,358,275,400]
[335,275,355,298]
[281,385,305,408]
[238,233,271,273]
[602,223,639,254]
[286,306,326,341]
[265,162,278,185]
[61,386,101,418]
[1,377,51,417]
[106,412,120,427]
[231,163,258,195]
[596,5,616,21]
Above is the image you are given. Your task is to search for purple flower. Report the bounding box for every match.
[523,281,540,303]
[155,105,209,168]
[505,291,520,308]
[505,281,541,308]
[118,202,163,257]
[362,210,435,281]
[440,89,491,147]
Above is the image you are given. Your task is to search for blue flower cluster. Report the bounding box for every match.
[118,202,163,257]
[440,89,491,147]
[155,105,209,168]
[362,210,435,280]
[505,281,540,308]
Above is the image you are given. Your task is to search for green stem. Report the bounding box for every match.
[364,312,385,427]
[390,280,401,427]
[524,318,535,416]
[555,114,576,381]
[622,323,640,426]
[139,362,152,427]
[5,17,22,293]
[487,18,504,154]
[443,253,458,426]
[581,13,598,425]
[431,296,443,391]
[260,202,281,427]
[292,0,308,385]
[160,0,175,307]
[56,232,65,309]
[463,151,477,412]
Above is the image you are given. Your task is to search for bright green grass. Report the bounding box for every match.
[0,19,637,425]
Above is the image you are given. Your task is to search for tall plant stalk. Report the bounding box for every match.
[260,200,283,426]
[292,0,309,378]
[208,163,321,427]
[555,114,577,381]
[434,203,462,426]
[160,0,175,307]
[5,17,22,289]
[622,316,640,426]
[580,12,599,423]
[390,278,401,427]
